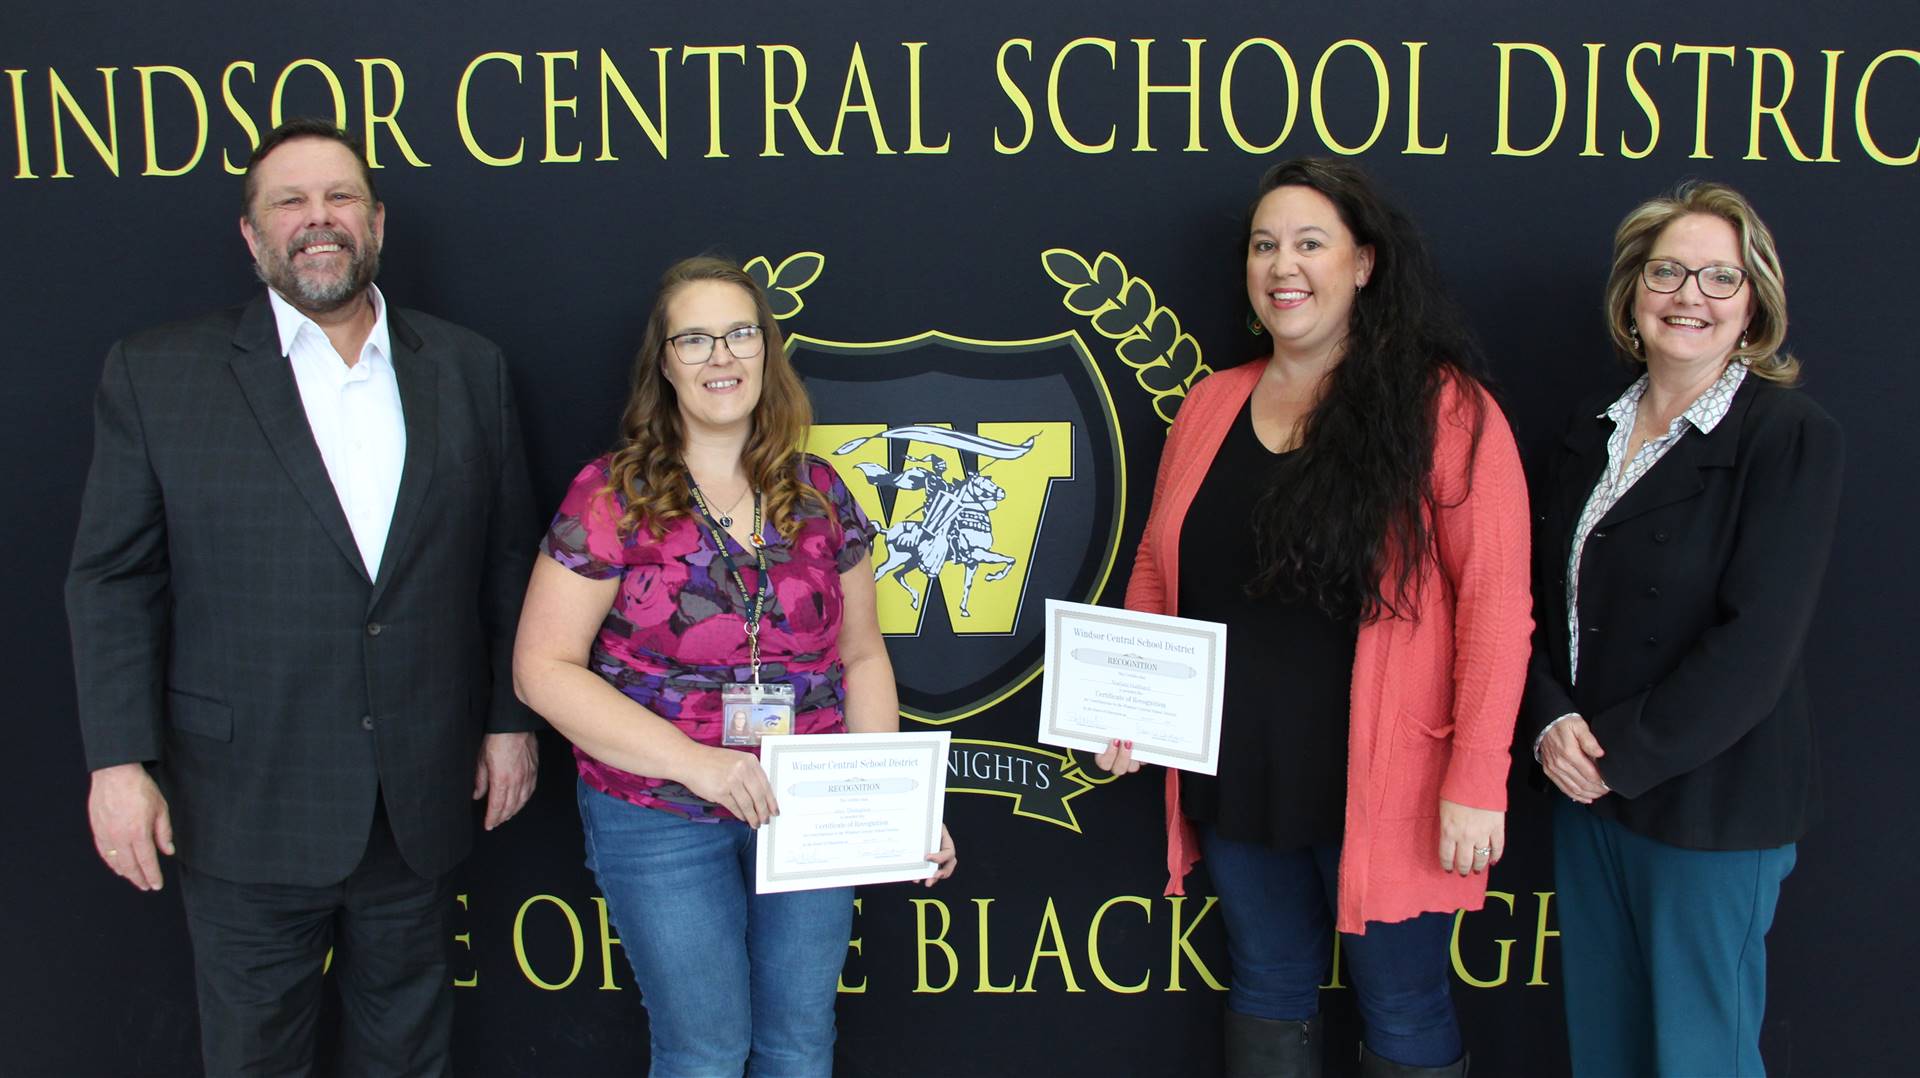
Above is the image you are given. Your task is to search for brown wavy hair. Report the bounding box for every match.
[1604,180,1798,385]
[602,256,827,539]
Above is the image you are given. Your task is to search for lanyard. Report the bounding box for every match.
[687,479,770,684]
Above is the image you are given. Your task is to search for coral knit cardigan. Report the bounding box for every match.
[1126,359,1532,934]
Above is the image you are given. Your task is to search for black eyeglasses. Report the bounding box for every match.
[1641,260,1748,300]
[666,324,764,364]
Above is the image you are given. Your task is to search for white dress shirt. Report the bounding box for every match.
[268,285,406,580]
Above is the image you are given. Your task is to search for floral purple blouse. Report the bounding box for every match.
[541,453,878,821]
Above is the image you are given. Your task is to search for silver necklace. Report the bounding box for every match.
[691,478,751,528]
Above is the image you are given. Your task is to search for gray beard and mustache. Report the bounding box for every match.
[253,225,381,313]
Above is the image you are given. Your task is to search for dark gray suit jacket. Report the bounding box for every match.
[1521,374,1843,850]
[67,294,539,886]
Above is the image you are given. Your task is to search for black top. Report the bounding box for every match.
[1176,401,1356,849]
[1520,374,1843,850]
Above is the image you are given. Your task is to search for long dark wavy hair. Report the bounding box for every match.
[1245,159,1490,624]
[602,256,828,539]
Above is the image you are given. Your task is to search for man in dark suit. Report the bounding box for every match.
[66,117,540,1076]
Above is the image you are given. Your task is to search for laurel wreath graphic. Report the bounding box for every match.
[1040,249,1212,425]
[744,252,826,319]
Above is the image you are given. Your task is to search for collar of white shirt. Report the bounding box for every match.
[265,284,394,372]
[1599,358,1750,437]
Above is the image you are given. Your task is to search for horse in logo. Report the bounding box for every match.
[836,427,1033,618]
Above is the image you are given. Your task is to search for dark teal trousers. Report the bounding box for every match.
[1553,797,1795,1077]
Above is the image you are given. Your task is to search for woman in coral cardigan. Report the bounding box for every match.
[1098,159,1532,1077]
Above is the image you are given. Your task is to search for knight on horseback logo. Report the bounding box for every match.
[790,328,1122,727]
[833,426,1034,618]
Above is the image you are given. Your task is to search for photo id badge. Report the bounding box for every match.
[721,683,796,746]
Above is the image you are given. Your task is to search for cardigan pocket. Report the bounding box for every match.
[1378,710,1449,819]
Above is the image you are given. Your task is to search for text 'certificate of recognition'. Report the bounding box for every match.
[1037,599,1226,775]
[755,731,951,894]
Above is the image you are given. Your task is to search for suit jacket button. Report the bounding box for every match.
[1593,530,1608,540]
[361,715,375,731]
[1653,530,1670,543]
[1644,585,1660,598]
[1585,625,1601,634]
[367,622,384,637]
[1644,635,1658,646]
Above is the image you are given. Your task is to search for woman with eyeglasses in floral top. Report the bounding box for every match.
[512,256,955,1076]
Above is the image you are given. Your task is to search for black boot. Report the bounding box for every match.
[1356,1043,1468,1077]
[1224,1010,1322,1077]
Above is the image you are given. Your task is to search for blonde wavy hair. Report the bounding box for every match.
[602,256,827,539]
[1603,180,1798,385]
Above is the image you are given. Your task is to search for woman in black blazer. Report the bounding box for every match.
[1522,182,1843,1077]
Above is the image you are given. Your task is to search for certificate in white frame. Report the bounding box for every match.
[1037,598,1227,775]
[755,730,951,894]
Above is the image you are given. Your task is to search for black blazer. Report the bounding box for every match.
[66,295,539,886]
[1520,373,1843,850]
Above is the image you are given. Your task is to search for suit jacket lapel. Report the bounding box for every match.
[1598,378,1750,529]
[1554,414,1610,536]
[372,308,436,605]
[228,296,372,583]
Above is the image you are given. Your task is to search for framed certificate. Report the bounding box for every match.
[754,731,951,894]
[1037,598,1227,775]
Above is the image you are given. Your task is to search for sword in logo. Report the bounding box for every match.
[835,427,1036,618]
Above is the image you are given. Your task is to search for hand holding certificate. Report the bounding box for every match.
[755,731,952,894]
[1037,599,1227,775]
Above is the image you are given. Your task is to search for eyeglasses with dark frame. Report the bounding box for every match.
[666,324,765,365]
[1641,259,1748,300]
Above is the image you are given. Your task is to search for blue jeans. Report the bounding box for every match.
[579,781,855,1078]
[1554,798,1795,1077]
[1201,828,1463,1068]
